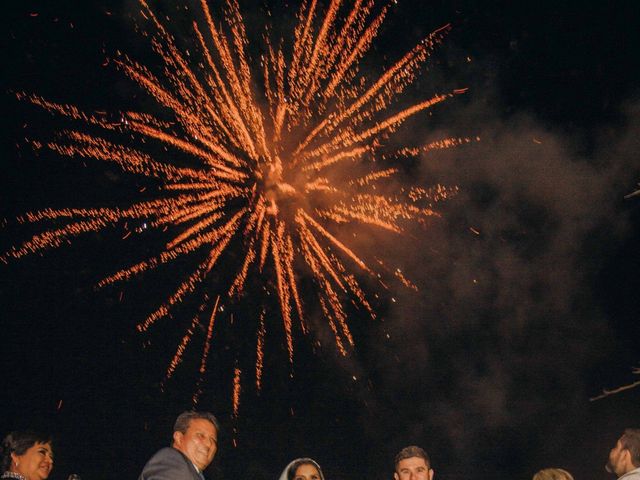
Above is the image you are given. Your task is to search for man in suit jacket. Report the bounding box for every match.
[139,411,219,480]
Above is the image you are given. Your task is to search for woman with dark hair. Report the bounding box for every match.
[277,458,324,480]
[0,432,54,480]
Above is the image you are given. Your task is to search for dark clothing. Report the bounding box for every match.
[138,447,204,480]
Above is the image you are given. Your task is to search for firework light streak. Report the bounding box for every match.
[4,0,467,398]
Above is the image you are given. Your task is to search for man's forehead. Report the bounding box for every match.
[187,418,217,433]
[398,456,429,468]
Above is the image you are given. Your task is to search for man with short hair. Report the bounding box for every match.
[139,411,219,480]
[606,428,640,479]
[394,445,434,480]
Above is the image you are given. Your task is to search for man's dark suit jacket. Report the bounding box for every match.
[138,447,204,480]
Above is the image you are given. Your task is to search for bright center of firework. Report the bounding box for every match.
[259,157,298,216]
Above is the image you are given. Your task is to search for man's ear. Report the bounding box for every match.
[428,468,435,480]
[621,448,633,471]
[172,430,183,448]
[393,472,399,480]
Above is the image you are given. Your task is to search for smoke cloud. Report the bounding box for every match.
[349,90,640,477]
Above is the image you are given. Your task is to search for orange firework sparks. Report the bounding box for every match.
[4,0,468,396]
[232,367,242,417]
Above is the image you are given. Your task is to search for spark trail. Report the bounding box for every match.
[5,0,467,399]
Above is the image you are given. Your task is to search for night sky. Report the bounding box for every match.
[2,1,639,480]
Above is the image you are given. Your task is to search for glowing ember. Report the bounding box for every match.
[4,0,466,394]
[232,367,242,417]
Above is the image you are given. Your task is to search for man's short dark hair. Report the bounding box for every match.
[173,411,220,436]
[620,428,640,467]
[394,445,431,470]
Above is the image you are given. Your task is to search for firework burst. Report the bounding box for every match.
[4,0,469,400]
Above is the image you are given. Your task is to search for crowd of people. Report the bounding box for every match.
[1,412,639,480]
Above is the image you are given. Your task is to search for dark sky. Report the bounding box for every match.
[2,1,639,480]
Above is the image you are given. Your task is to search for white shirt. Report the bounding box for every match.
[619,467,640,480]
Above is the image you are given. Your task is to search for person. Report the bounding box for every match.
[277,458,324,480]
[394,445,434,480]
[138,411,219,480]
[606,428,640,479]
[532,468,574,480]
[0,431,54,480]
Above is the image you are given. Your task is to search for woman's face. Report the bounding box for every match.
[11,442,54,480]
[293,463,321,480]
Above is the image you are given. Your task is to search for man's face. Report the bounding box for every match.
[173,418,218,471]
[606,438,630,477]
[394,456,434,480]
